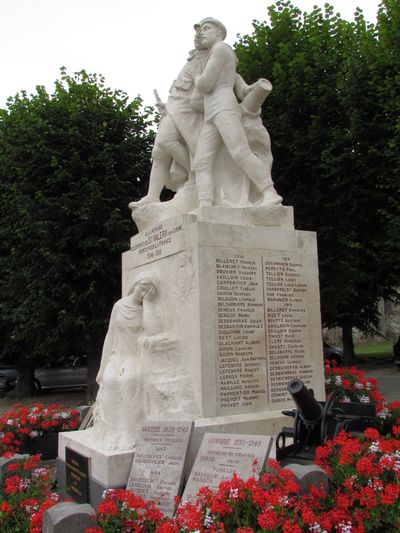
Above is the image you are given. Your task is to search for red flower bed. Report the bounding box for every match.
[85,365,400,532]
[85,488,164,532]
[315,428,400,531]
[0,403,80,455]
[324,363,400,434]
[324,363,383,404]
[0,367,398,532]
[86,432,400,532]
[0,454,64,532]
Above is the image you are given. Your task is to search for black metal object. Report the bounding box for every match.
[276,379,377,465]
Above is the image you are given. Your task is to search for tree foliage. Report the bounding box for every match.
[235,0,400,358]
[0,69,153,394]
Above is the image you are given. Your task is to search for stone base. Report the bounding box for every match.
[186,409,285,474]
[62,205,325,507]
[56,457,122,510]
[130,190,294,233]
[57,410,286,508]
[58,431,134,487]
[192,204,294,229]
[123,211,325,421]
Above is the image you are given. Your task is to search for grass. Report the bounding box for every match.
[355,341,393,361]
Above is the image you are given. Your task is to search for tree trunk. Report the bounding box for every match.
[8,352,35,399]
[342,321,355,366]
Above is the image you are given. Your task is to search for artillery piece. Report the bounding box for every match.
[276,378,377,465]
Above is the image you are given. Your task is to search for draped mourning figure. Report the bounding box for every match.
[84,272,161,451]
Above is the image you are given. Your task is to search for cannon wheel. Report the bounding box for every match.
[320,390,338,444]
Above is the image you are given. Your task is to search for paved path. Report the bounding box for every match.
[358,361,400,403]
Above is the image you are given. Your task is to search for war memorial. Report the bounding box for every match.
[56,16,326,508]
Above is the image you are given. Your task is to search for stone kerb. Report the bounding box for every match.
[42,502,95,533]
[284,463,330,494]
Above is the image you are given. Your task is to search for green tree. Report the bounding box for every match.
[235,1,400,361]
[0,69,153,397]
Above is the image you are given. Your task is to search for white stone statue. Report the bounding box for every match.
[84,272,160,451]
[130,32,208,207]
[192,17,281,207]
[129,17,283,229]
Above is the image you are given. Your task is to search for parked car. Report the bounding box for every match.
[0,355,87,392]
[323,341,343,366]
[393,336,400,370]
[0,363,19,391]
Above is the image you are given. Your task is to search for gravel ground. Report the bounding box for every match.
[0,388,88,415]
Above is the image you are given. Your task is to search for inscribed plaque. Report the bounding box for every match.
[126,421,193,516]
[65,447,90,504]
[129,218,185,266]
[263,252,312,403]
[182,433,273,502]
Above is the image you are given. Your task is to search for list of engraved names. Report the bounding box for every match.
[215,249,313,414]
[216,253,267,414]
[264,254,312,404]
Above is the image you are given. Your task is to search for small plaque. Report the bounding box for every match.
[182,433,273,502]
[65,447,90,504]
[127,421,193,516]
[129,218,185,264]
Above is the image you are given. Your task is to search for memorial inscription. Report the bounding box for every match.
[126,421,193,516]
[130,218,184,265]
[65,447,90,504]
[214,248,314,414]
[216,253,267,414]
[263,253,312,404]
[182,433,272,503]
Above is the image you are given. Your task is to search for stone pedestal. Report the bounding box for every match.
[57,431,135,508]
[57,205,325,507]
[123,205,324,418]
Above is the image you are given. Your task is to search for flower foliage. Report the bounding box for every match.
[86,488,164,533]
[315,428,400,532]
[84,443,400,532]
[0,365,399,532]
[0,403,80,454]
[324,363,400,434]
[0,429,399,531]
[0,454,63,532]
[324,363,383,404]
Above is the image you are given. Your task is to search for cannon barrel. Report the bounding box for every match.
[287,379,323,424]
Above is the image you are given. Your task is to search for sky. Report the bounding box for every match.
[1,0,381,109]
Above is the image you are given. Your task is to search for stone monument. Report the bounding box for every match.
[57,16,325,506]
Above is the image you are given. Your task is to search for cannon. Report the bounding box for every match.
[276,378,377,465]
